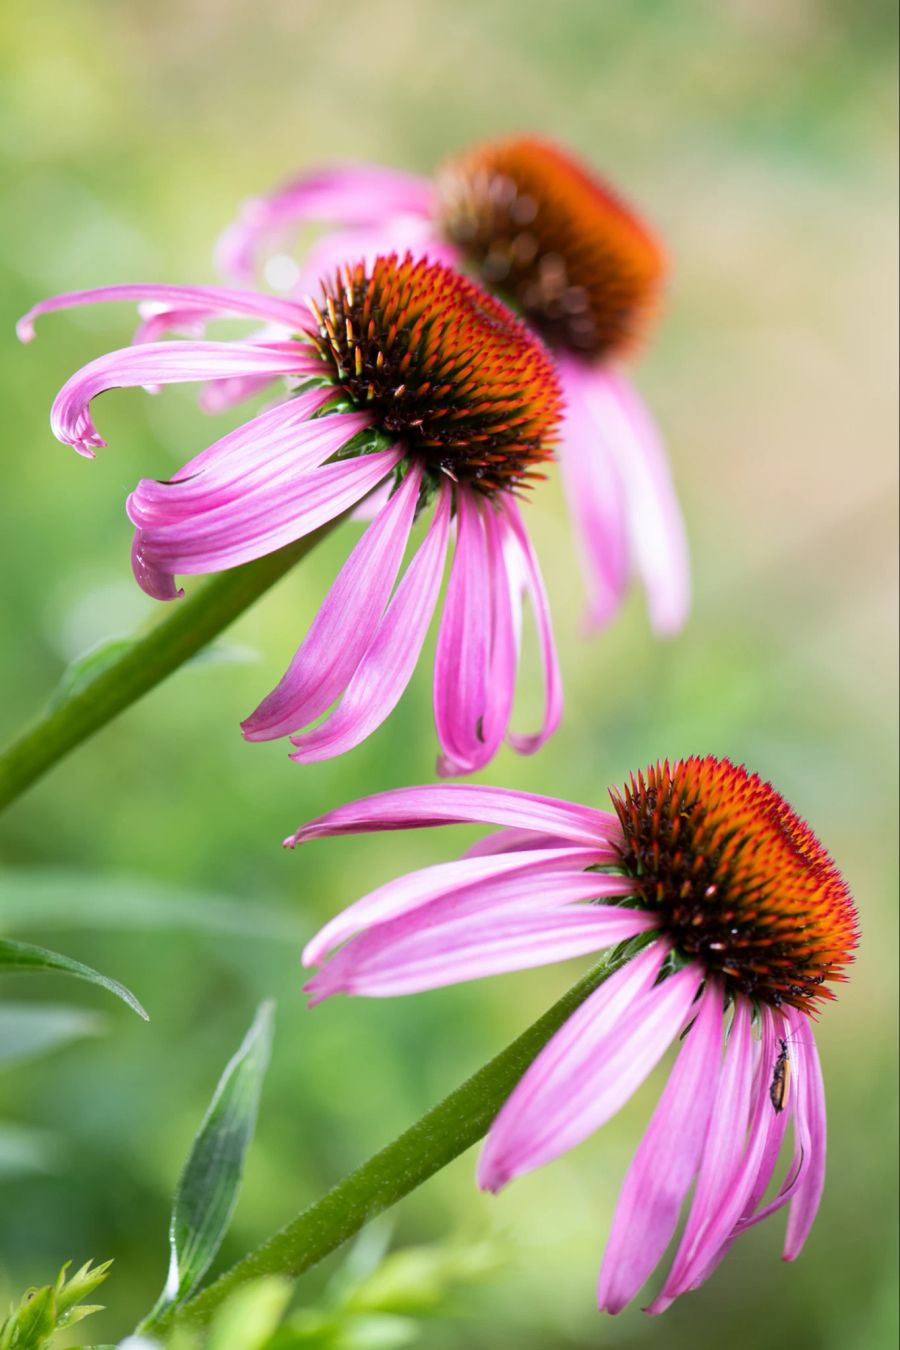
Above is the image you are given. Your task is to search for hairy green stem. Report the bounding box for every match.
[0,525,335,812]
[157,953,624,1335]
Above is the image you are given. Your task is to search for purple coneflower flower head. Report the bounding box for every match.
[287,756,859,1312]
[218,135,690,635]
[19,254,564,773]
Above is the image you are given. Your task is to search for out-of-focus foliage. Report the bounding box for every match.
[0,1259,110,1350]
[0,1,896,1347]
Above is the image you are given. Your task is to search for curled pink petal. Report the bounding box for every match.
[303,848,631,968]
[597,979,724,1314]
[497,494,562,755]
[478,945,698,1190]
[783,1011,826,1261]
[18,283,315,344]
[50,340,323,457]
[305,895,655,1001]
[284,784,624,851]
[288,482,451,763]
[133,443,401,579]
[217,162,435,282]
[242,463,420,741]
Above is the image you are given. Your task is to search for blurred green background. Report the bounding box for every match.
[1,0,897,1346]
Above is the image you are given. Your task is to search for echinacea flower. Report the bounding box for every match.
[287,756,858,1312]
[19,254,564,773]
[218,134,690,635]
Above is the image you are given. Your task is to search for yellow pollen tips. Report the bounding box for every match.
[610,756,859,1014]
[437,135,666,360]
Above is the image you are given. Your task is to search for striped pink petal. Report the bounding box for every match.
[18,283,315,344]
[783,1011,826,1261]
[597,979,725,1313]
[217,162,435,282]
[49,340,323,457]
[478,945,700,1191]
[302,848,630,967]
[305,892,655,1001]
[288,483,451,763]
[557,355,630,630]
[284,784,623,851]
[497,495,562,755]
[647,999,758,1312]
[242,462,421,741]
[132,443,402,579]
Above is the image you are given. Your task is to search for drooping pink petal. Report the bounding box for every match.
[497,495,563,755]
[287,482,452,763]
[477,946,700,1191]
[463,826,582,859]
[242,463,421,741]
[557,355,630,630]
[131,532,182,602]
[199,371,284,415]
[284,784,623,851]
[133,444,402,582]
[783,1012,826,1261]
[18,283,316,344]
[217,162,436,282]
[50,340,324,457]
[647,999,759,1313]
[302,848,631,967]
[589,370,690,636]
[305,893,655,1001]
[433,490,491,775]
[127,394,353,525]
[597,979,725,1314]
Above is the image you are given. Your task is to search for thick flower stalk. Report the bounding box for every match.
[287,756,858,1313]
[19,255,563,774]
[218,135,690,634]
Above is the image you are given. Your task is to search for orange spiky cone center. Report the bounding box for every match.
[309,252,562,494]
[436,135,666,360]
[611,756,859,1014]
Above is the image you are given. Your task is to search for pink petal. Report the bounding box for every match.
[497,495,563,755]
[133,444,402,581]
[433,490,493,775]
[284,785,624,851]
[592,370,690,636]
[287,482,451,763]
[296,220,458,296]
[18,283,315,344]
[50,340,323,457]
[216,162,435,282]
[302,848,632,967]
[305,894,655,1001]
[242,463,421,740]
[557,355,630,630]
[463,827,591,858]
[597,979,725,1313]
[127,396,356,525]
[647,999,758,1312]
[478,946,700,1191]
[783,1012,826,1261]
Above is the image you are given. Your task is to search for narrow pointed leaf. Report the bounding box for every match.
[142,1001,275,1327]
[0,938,148,1020]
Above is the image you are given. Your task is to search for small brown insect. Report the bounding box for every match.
[769,1037,791,1114]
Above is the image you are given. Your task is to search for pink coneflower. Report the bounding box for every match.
[19,254,564,773]
[219,135,690,634]
[287,756,858,1312]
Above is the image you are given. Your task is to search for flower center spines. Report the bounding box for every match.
[309,253,562,494]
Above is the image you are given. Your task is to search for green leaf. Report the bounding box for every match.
[0,1260,110,1350]
[0,939,148,1020]
[0,1003,104,1070]
[47,637,136,712]
[205,1277,292,1350]
[141,1002,275,1329]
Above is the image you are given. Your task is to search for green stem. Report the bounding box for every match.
[0,525,335,812]
[157,952,624,1335]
